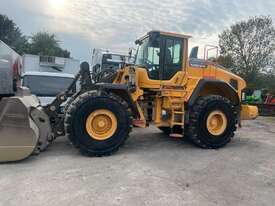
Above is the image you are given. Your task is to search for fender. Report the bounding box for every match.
[97,83,139,117]
[185,79,241,124]
[187,79,240,108]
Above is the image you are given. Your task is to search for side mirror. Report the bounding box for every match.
[129,48,132,57]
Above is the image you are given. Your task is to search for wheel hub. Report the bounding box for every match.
[85,109,117,140]
[206,110,227,136]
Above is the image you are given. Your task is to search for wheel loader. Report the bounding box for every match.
[0,31,258,162]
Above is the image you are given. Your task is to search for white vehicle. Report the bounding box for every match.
[91,48,134,74]
[21,54,79,105]
[22,54,80,75]
[22,71,75,105]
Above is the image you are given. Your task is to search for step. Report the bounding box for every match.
[171,122,184,126]
[169,133,183,138]
[173,111,184,114]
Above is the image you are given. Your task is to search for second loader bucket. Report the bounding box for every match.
[0,88,53,162]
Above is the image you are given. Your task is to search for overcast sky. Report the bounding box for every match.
[2,0,275,61]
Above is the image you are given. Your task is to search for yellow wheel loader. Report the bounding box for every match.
[0,31,258,162]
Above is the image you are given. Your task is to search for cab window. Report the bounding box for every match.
[148,47,160,65]
[136,36,161,80]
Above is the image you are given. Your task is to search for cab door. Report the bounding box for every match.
[160,36,184,80]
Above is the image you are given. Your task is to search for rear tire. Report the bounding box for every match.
[187,95,237,149]
[65,91,131,156]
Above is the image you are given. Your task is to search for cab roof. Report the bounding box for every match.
[136,30,192,44]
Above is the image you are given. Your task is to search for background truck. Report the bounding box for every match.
[0,42,52,161]
[0,40,22,96]
[91,48,134,74]
[22,71,75,105]
[22,54,80,75]
[21,54,79,105]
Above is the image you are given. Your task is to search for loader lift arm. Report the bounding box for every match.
[43,62,93,138]
[43,62,136,138]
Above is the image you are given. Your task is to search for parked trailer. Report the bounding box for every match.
[0,40,22,96]
[0,43,50,160]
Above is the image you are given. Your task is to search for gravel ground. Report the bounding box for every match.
[0,117,275,206]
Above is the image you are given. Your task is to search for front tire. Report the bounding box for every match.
[187,95,237,149]
[65,91,131,156]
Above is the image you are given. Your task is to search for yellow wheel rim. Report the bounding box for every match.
[85,109,117,141]
[206,110,227,136]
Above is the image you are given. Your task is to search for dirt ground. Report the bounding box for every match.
[0,117,275,206]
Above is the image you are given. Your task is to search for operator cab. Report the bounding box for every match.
[135,31,190,80]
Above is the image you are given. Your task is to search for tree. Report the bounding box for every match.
[219,16,275,88]
[29,32,70,58]
[217,55,234,69]
[0,14,71,57]
[0,14,29,54]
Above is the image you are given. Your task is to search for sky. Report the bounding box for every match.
[1,0,275,61]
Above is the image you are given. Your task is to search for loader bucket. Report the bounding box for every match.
[0,88,52,162]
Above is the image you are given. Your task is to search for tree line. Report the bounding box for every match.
[0,14,70,58]
[218,16,275,94]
